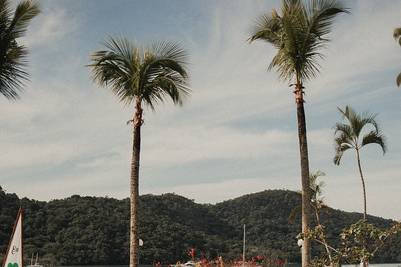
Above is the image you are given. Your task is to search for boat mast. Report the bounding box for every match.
[242,224,246,267]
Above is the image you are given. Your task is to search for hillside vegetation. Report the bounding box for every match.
[0,187,400,265]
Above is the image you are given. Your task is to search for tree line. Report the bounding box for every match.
[0,187,400,265]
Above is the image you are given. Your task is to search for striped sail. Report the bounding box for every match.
[2,210,23,267]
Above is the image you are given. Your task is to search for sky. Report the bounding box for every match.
[0,0,400,220]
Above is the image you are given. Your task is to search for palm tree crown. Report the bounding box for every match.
[334,105,387,165]
[0,0,40,100]
[89,37,190,109]
[249,0,348,83]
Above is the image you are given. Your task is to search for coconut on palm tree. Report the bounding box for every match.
[89,38,190,267]
[333,105,386,221]
[0,0,40,100]
[249,1,348,266]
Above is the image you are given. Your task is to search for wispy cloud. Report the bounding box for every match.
[22,6,77,48]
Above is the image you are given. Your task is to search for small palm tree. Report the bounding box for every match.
[309,171,335,265]
[288,170,325,225]
[249,1,348,266]
[309,170,325,208]
[89,37,190,267]
[289,171,335,265]
[393,27,401,86]
[333,105,386,220]
[0,0,40,100]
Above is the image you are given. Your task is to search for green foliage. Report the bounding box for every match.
[249,0,348,83]
[0,187,400,265]
[89,38,190,109]
[339,220,401,264]
[309,170,325,207]
[289,170,325,224]
[0,0,40,100]
[334,106,386,165]
[310,256,339,267]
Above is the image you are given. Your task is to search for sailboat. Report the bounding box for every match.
[2,209,23,267]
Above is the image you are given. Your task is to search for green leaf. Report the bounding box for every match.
[89,37,191,110]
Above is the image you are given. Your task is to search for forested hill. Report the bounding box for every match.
[0,187,400,265]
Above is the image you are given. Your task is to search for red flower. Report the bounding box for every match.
[187,248,196,260]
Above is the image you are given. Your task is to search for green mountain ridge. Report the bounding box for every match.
[0,187,400,265]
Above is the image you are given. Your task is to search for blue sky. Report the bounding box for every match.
[0,0,400,220]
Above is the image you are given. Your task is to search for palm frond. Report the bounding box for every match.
[310,170,326,199]
[338,106,381,141]
[0,42,28,100]
[249,11,283,47]
[141,73,189,109]
[103,36,136,62]
[361,131,387,154]
[333,150,346,165]
[337,105,356,122]
[141,42,189,108]
[0,0,12,33]
[352,113,377,138]
[396,72,401,87]
[338,105,365,137]
[333,131,353,165]
[334,105,386,164]
[359,111,379,132]
[89,37,190,110]
[152,41,188,65]
[306,0,349,38]
[89,45,135,105]
[8,0,40,39]
[0,0,39,100]
[334,122,353,138]
[250,0,347,83]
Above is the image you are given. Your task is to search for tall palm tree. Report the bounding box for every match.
[89,38,190,267]
[0,0,40,100]
[393,27,401,86]
[249,1,348,266]
[333,105,386,220]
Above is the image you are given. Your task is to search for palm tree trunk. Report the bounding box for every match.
[294,80,312,267]
[356,148,368,267]
[356,148,367,221]
[130,98,143,267]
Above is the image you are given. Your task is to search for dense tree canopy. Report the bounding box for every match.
[0,187,399,265]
